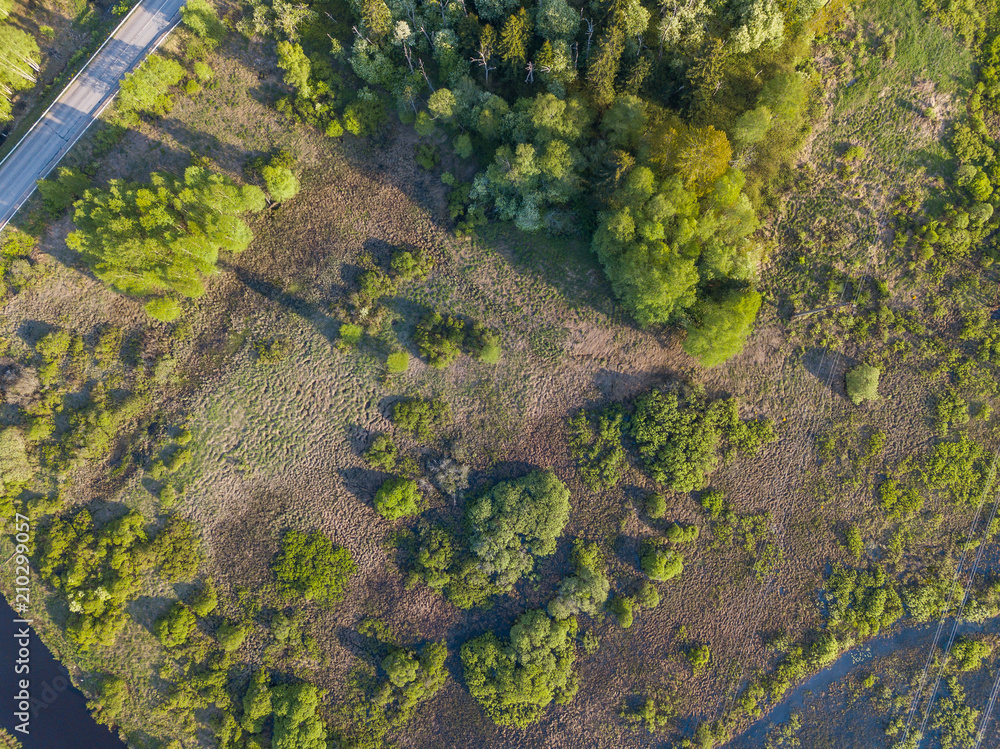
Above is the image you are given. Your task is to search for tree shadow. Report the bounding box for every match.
[223,262,340,344]
[800,347,855,399]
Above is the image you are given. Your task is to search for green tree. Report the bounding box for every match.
[461,608,579,727]
[273,530,356,604]
[66,167,264,314]
[37,167,91,216]
[272,683,327,749]
[682,289,762,367]
[181,0,226,44]
[465,470,572,590]
[0,26,40,123]
[641,541,684,581]
[217,621,249,651]
[277,41,311,96]
[262,164,301,204]
[241,670,273,734]
[536,0,579,39]
[846,364,880,405]
[548,540,610,619]
[374,477,422,520]
[499,8,531,68]
[116,55,185,121]
[155,602,197,648]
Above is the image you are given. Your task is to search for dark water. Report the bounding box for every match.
[0,593,127,749]
[729,616,998,747]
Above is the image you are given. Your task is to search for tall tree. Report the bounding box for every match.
[499,8,532,69]
[66,167,265,319]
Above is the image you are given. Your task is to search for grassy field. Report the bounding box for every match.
[1,0,1000,747]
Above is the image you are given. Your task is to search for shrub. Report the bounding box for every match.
[261,156,301,204]
[634,580,660,609]
[189,580,218,617]
[824,564,903,638]
[844,526,864,560]
[414,312,466,368]
[241,670,272,734]
[687,644,711,673]
[641,541,684,581]
[610,595,634,628]
[273,530,356,604]
[363,434,397,471]
[272,683,328,749]
[374,477,422,520]
[392,397,451,440]
[89,676,128,727]
[567,406,626,491]
[407,524,454,593]
[145,297,183,322]
[389,248,433,281]
[155,602,197,648]
[338,323,363,347]
[846,364,880,405]
[217,621,248,651]
[386,351,410,373]
[699,489,726,519]
[468,323,502,363]
[465,470,571,591]
[547,540,610,620]
[376,642,447,719]
[646,493,667,518]
[666,522,699,544]
[461,609,578,727]
[952,636,992,672]
[117,55,185,121]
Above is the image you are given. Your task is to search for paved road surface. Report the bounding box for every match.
[0,0,186,230]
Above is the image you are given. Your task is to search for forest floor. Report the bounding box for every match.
[1,0,999,746]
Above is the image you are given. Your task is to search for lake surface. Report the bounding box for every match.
[0,593,127,749]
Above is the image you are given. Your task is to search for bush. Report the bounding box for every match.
[461,609,578,727]
[610,595,634,628]
[634,580,660,609]
[272,683,328,749]
[376,642,447,719]
[392,397,451,440]
[952,636,992,672]
[567,406,626,491]
[641,541,684,581]
[117,55,185,121]
[217,621,248,652]
[89,676,128,727]
[241,670,272,733]
[687,644,711,673]
[189,579,218,617]
[824,564,903,638]
[414,312,466,368]
[666,522,699,544]
[363,434,397,471]
[846,364,880,405]
[407,524,454,593]
[145,297,183,323]
[386,351,410,373]
[699,489,726,519]
[338,323,363,347]
[844,526,864,560]
[468,323,502,363]
[155,602,197,648]
[547,540,610,620]
[390,248,433,281]
[273,530,356,604]
[646,493,667,518]
[374,477,422,520]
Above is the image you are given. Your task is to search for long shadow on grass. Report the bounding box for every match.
[224,263,340,343]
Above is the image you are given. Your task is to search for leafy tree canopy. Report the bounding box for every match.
[466,470,571,590]
[66,167,265,316]
[273,529,356,604]
[461,608,579,727]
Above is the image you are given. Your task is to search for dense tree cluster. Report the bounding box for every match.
[567,405,625,490]
[273,529,356,604]
[234,0,830,364]
[824,564,903,639]
[37,508,201,650]
[461,608,578,726]
[466,469,571,590]
[65,167,265,320]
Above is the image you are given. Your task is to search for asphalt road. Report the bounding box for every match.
[0,0,186,230]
